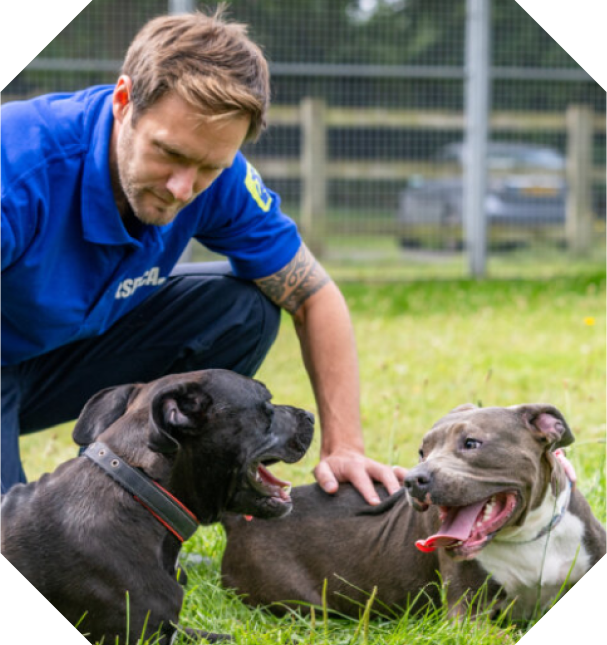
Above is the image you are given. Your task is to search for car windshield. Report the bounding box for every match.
[488,148,564,171]
[438,144,565,171]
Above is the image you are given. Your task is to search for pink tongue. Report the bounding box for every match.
[416,500,486,553]
[258,464,290,489]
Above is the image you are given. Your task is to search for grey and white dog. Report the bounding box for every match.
[222,403,605,620]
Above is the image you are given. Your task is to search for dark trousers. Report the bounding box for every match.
[1,262,280,493]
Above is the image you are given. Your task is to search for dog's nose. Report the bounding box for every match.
[404,468,433,496]
[302,410,315,425]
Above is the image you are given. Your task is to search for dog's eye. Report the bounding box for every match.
[463,438,482,450]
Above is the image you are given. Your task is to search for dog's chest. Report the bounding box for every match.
[476,511,590,617]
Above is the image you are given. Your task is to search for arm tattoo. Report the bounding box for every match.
[255,244,331,314]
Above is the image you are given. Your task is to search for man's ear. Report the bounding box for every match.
[72,384,139,446]
[148,383,213,454]
[112,74,133,123]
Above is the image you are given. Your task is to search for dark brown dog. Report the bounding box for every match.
[1,369,314,643]
[221,404,605,620]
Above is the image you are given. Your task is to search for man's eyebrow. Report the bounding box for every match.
[152,139,229,169]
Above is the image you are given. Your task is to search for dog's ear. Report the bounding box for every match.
[514,403,575,450]
[72,384,139,446]
[450,403,478,414]
[148,383,213,454]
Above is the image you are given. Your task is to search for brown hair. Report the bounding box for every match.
[121,5,270,141]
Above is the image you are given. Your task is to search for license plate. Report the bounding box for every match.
[521,186,558,197]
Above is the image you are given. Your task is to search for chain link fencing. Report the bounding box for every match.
[4,0,604,279]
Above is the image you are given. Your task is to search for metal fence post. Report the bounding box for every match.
[171,0,195,264]
[169,0,195,14]
[566,105,594,254]
[301,97,327,258]
[463,0,491,278]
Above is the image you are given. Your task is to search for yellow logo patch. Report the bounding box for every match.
[245,162,272,212]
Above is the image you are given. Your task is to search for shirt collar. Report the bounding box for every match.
[80,89,144,248]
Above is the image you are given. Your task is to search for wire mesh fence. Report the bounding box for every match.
[3,0,604,279]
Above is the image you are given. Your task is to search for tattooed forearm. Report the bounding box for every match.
[255,244,331,314]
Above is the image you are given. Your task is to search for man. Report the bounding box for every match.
[1,10,405,501]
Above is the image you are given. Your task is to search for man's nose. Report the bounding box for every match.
[166,166,197,203]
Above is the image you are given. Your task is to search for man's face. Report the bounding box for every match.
[110,78,250,226]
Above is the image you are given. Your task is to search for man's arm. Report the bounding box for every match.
[255,243,406,504]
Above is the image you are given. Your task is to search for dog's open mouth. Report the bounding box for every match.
[228,459,295,520]
[248,461,292,504]
[416,491,519,560]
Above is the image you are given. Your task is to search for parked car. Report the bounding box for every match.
[397,142,567,249]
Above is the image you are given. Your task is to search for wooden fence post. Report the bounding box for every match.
[566,105,593,254]
[301,97,327,258]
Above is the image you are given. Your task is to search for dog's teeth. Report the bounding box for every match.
[482,499,495,522]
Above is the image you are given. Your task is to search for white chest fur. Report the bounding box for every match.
[476,490,591,619]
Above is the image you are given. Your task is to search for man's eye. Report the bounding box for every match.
[463,438,482,450]
[156,145,182,161]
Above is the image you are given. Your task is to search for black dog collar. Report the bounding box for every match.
[83,442,199,542]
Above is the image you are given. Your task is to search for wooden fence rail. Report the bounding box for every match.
[248,100,606,254]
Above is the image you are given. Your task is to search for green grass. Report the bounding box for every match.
[20,271,606,644]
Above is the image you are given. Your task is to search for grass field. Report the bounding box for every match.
[20,270,606,644]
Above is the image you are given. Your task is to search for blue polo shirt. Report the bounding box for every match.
[1,86,302,366]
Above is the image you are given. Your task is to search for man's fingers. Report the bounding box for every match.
[314,453,408,505]
[313,460,339,495]
[347,469,381,505]
[392,465,408,486]
[367,461,406,497]
[315,457,380,504]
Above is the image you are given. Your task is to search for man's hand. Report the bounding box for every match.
[314,447,407,505]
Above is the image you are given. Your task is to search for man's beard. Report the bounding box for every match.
[113,123,183,227]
